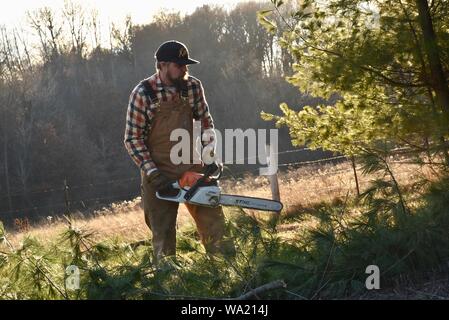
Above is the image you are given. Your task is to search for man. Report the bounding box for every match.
[124,40,234,262]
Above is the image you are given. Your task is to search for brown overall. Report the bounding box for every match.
[141,89,234,261]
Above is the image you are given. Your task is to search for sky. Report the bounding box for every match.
[0,0,259,28]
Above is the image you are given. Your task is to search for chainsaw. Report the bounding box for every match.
[156,163,283,212]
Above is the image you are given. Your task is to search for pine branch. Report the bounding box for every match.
[234,280,287,300]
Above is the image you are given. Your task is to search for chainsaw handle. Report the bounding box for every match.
[156,182,184,201]
[204,162,223,179]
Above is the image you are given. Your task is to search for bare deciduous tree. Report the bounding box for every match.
[27,7,63,61]
[63,0,87,57]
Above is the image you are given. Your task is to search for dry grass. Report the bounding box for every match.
[3,159,449,300]
[222,158,437,214]
[7,198,195,247]
[6,158,438,247]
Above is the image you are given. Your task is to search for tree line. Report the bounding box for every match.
[0,1,327,224]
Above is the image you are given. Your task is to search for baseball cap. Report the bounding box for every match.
[155,40,200,65]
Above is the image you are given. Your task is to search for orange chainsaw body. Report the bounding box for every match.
[179,171,204,188]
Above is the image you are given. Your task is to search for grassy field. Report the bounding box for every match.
[6,159,429,245]
[1,159,449,299]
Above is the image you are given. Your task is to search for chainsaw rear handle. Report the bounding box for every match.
[156,181,185,202]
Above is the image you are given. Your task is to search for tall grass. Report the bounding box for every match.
[2,157,449,299]
[2,171,449,299]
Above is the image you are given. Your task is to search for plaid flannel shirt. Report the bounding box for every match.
[124,73,215,176]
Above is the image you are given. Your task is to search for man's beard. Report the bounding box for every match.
[169,71,189,91]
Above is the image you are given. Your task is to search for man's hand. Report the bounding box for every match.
[203,161,223,177]
[146,170,173,192]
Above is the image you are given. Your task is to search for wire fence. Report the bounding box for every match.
[0,147,319,201]
[2,145,415,201]
[0,149,341,217]
[0,145,421,217]
[0,192,142,216]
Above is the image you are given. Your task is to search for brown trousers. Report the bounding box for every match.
[141,174,234,261]
[141,88,234,261]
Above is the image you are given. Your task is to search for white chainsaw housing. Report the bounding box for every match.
[155,164,283,212]
[156,182,221,207]
[156,182,283,212]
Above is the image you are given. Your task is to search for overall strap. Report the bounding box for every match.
[140,79,159,104]
[180,80,189,100]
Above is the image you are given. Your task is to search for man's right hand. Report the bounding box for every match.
[204,161,223,177]
[146,170,173,192]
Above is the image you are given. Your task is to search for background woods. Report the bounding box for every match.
[0,1,327,224]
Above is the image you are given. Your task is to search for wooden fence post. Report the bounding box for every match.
[64,178,71,215]
[266,144,281,209]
